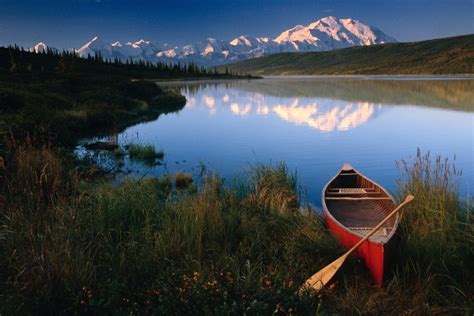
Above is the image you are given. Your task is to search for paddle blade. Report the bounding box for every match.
[301,255,347,291]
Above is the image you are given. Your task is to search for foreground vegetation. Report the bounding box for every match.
[0,141,472,314]
[220,34,474,75]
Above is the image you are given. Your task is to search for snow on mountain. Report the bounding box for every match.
[29,42,48,53]
[154,16,396,65]
[32,16,396,66]
[274,16,396,50]
[75,36,167,60]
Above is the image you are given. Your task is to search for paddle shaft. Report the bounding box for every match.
[346,195,414,256]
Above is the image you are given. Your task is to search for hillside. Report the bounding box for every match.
[220,34,474,75]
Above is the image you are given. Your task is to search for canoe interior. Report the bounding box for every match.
[324,169,397,243]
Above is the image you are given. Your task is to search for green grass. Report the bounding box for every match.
[127,143,164,166]
[220,34,474,75]
[0,142,472,314]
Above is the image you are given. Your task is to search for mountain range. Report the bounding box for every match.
[30,16,397,66]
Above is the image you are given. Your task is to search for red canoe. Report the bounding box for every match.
[322,163,399,287]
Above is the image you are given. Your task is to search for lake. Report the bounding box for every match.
[78,77,474,207]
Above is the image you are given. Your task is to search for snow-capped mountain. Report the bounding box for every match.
[75,36,170,61]
[273,16,396,50]
[29,42,48,53]
[31,16,396,66]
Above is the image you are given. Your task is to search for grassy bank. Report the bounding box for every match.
[0,142,472,314]
[0,48,189,146]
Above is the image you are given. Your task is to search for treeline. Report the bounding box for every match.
[0,45,242,80]
[0,45,196,146]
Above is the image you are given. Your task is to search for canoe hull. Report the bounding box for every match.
[324,210,391,287]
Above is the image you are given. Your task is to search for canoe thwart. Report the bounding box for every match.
[325,197,392,200]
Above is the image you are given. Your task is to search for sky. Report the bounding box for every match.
[0,0,472,49]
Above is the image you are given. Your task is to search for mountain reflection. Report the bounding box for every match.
[161,77,473,132]
[273,101,375,131]
[170,77,474,112]
[183,88,381,132]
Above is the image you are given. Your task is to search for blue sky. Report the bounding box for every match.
[0,0,472,49]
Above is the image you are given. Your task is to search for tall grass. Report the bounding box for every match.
[1,145,472,314]
[0,145,338,314]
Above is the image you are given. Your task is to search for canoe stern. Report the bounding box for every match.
[324,211,387,287]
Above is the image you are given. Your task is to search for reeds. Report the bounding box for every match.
[1,145,472,314]
[396,148,466,242]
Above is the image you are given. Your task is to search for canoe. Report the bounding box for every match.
[322,163,399,287]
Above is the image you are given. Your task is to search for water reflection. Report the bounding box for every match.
[80,78,473,206]
[180,84,382,132]
[170,78,474,112]
[272,101,375,131]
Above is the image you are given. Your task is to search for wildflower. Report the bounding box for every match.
[207,279,218,287]
[265,280,272,287]
[276,303,285,312]
[80,300,85,305]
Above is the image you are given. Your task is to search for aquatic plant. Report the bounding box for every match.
[127,143,164,166]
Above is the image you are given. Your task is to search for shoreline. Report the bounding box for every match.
[261,74,474,80]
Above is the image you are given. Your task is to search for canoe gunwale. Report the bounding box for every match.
[322,164,399,245]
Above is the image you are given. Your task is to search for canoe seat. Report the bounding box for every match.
[329,187,378,192]
[326,197,392,200]
[339,188,366,194]
[349,227,389,236]
[326,190,382,196]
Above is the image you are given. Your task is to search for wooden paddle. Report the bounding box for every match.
[301,194,414,292]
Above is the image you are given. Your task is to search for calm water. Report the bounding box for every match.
[79,77,474,206]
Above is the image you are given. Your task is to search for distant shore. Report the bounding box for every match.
[261,74,474,80]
